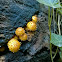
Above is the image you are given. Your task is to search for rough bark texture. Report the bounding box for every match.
[0,0,51,62]
[0,0,39,46]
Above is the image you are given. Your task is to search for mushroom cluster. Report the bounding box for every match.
[7,15,38,53]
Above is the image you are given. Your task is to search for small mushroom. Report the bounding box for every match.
[7,38,21,53]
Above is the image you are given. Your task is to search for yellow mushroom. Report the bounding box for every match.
[32,15,37,23]
[27,21,37,31]
[15,27,25,36]
[19,33,28,41]
[7,38,21,53]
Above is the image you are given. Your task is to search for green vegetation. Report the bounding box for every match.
[36,0,62,62]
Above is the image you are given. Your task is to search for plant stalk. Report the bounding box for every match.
[53,8,55,33]
[53,47,58,59]
[58,14,61,35]
[48,7,53,62]
[52,9,58,59]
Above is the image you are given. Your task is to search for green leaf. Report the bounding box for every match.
[57,9,62,15]
[60,47,62,51]
[36,0,61,8]
[50,33,62,47]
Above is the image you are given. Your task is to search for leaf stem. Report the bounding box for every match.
[53,8,55,33]
[52,9,58,60]
[49,27,53,62]
[48,7,53,62]
[58,14,61,35]
[53,47,58,59]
